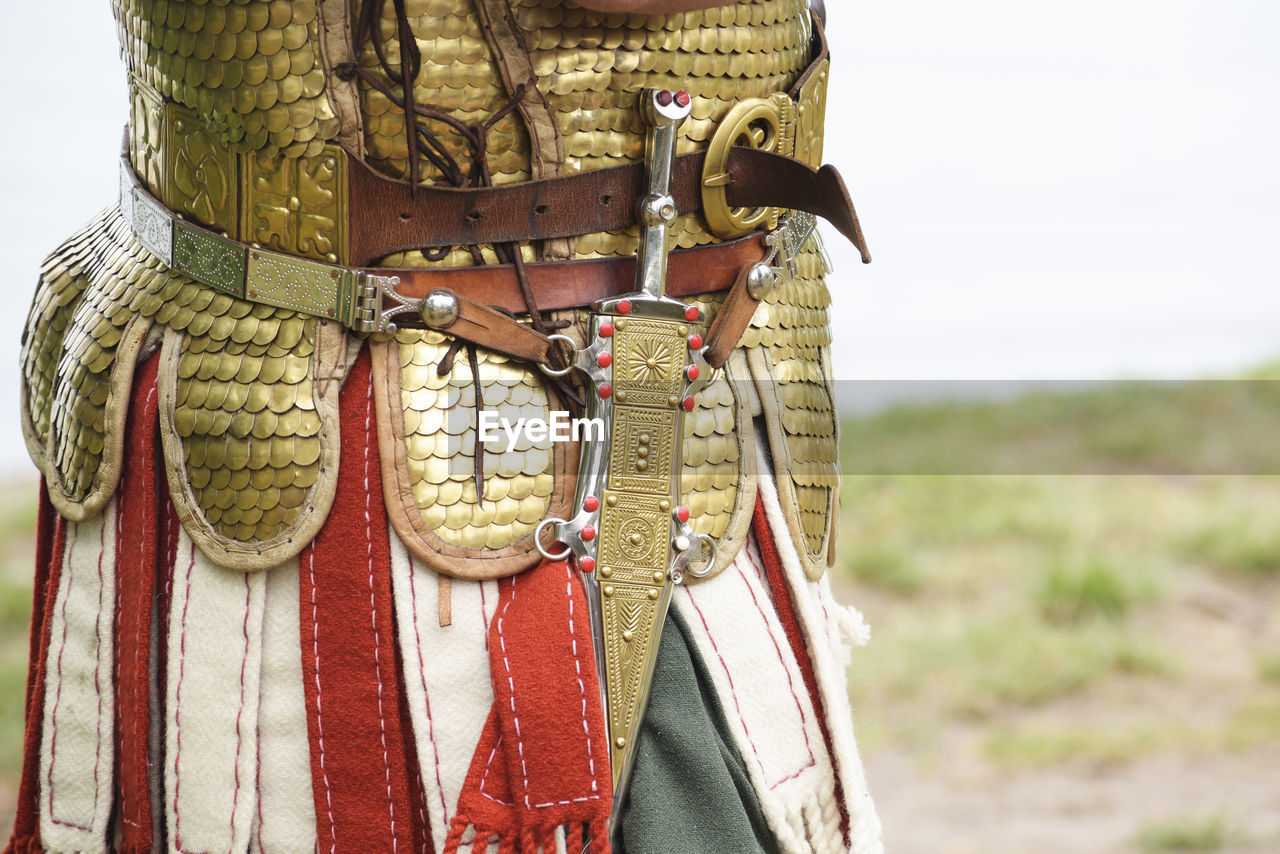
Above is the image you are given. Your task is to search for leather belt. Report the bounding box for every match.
[120,157,773,333]
[345,147,869,266]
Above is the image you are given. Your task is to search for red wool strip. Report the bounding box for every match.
[3,487,65,854]
[750,498,851,845]
[446,560,611,854]
[299,349,420,854]
[113,352,162,853]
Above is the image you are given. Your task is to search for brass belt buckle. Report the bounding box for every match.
[700,92,795,239]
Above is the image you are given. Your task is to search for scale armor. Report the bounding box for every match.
[23,0,839,579]
[9,4,885,854]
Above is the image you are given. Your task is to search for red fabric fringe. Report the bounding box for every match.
[445,560,611,854]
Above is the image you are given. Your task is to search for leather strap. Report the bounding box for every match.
[425,291,561,366]
[703,263,765,370]
[385,234,767,319]
[346,148,867,266]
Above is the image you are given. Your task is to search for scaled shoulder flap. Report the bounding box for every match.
[742,236,840,580]
[156,316,347,572]
[370,331,577,580]
[21,206,154,521]
[21,202,349,572]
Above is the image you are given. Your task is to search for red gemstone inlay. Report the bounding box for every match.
[686,365,700,381]
[675,90,691,107]
[676,506,690,523]
[597,352,612,368]
[599,322,614,337]
[656,90,673,106]
[617,299,633,314]
[580,557,596,572]
[581,525,596,542]
[688,334,703,349]
[583,496,600,513]
[682,396,696,411]
[684,306,700,321]
[597,383,613,399]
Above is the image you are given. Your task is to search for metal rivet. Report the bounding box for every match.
[746,261,777,299]
[420,289,460,328]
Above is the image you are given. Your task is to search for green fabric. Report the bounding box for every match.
[619,608,779,854]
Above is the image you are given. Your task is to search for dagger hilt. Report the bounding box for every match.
[635,89,692,300]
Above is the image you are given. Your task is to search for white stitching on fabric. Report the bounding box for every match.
[494,578,529,807]
[493,569,601,810]
[562,565,599,799]
[681,583,769,779]
[46,520,108,831]
[478,734,513,806]
[171,541,195,851]
[733,558,817,788]
[364,375,400,851]
[308,547,338,852]
[406,556,453,825]
[228,575,253,845]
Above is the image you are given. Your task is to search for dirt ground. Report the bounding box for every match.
[867,745,1280,854]
[848,566,1280,854]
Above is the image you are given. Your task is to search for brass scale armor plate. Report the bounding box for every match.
[22,0,838,578]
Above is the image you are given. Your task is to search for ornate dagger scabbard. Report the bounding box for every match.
[536,89,717,832]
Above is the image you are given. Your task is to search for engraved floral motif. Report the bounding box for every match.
[242,148,347,263]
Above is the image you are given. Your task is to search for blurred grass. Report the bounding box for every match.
[1135,815,1232,852]
[834,378,1280,781]
[3,377,1280,841]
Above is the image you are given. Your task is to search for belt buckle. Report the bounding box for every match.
[700,92,795,239]
[763,209,822,284]
[346,272,414,334]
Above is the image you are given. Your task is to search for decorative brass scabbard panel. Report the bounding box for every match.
[594,311,702,782]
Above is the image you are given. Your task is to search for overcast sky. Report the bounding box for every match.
[0,1,1277,476]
